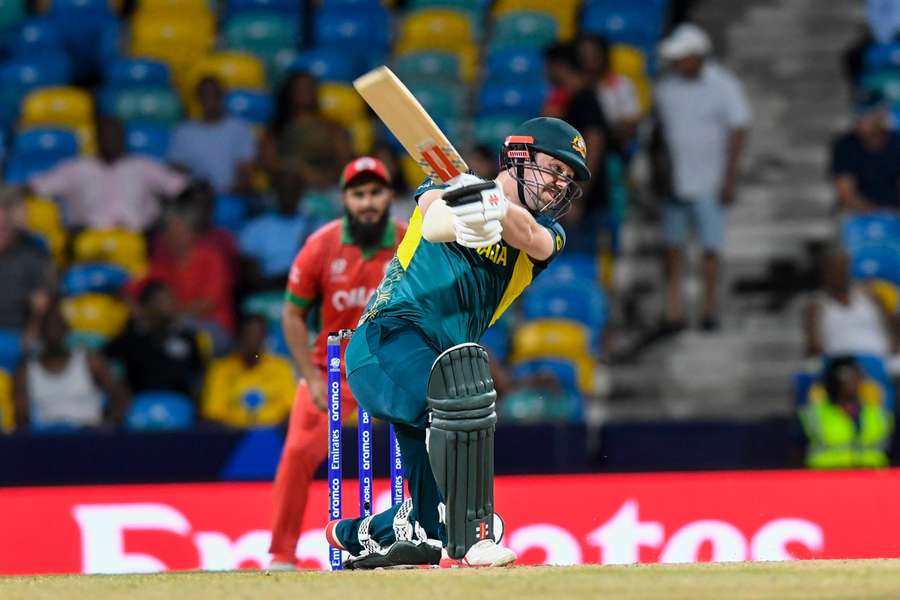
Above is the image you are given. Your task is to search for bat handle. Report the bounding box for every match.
[442,182,496,208]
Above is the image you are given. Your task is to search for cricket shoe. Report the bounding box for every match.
[266,561,297,572]
[343,540,442,570]
[440,540,517,568]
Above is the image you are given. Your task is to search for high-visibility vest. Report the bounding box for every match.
[800,382,894,469]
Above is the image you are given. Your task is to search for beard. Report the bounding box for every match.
[347,209,389,249]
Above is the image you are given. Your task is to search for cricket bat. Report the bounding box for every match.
[353,66,467,184]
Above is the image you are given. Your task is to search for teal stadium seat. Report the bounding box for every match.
[861,72,900,105]
[0,0,24,32]
[490,11,559,51]
[474,113,527,152]
[393,51,461,83]
[105,87,182,126]
[224,12,299,74]
[408,0,486,40]
[407,81,462,121]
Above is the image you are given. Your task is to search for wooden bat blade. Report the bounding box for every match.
[353,66,468,183]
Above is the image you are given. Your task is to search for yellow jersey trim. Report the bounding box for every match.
[397,207,424,269]
[489,250,534,325]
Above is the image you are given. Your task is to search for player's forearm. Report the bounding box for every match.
[500,204,553,261]
[282,307,318,382]
[418,189,443,215]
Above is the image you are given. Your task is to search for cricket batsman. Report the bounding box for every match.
[325,117,591,568]
[268,157,406,570]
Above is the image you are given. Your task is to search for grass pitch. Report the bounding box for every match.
[2,559,900,600]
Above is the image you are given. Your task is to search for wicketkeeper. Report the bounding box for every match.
[325,117,591,568]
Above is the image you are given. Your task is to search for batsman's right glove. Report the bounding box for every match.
[442,181,508,248]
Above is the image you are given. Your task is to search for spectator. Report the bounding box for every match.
[259,71,354,191]
[13,301,128,430]
[200,313,294,427]
[800,356,893,468]
[805,248,898,359]
[843,1,900,90]
[576,34,642,154]
[543,42,608,217]
[148,205,235,348]
[239,169,318,292]
[27,116,189,231]
[0,187,54,337]
[830,89,900,214]
[104,280,204,398]
[168,76,256,194]
[653,23,750,332]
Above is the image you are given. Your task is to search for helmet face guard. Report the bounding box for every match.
[501,135,582,222]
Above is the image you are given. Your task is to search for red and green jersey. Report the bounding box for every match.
[285,217,406,369]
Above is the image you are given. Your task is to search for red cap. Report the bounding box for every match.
[340,156,391,189]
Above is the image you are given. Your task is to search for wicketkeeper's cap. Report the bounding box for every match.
[340,156,391,189]
[511,117,591,181]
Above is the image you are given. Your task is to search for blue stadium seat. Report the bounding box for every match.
[225,89,273,125]
[126,391,195,431]
[841,214,900,248]
[480,316,510,363]
[105,58,171,88]
[864,42,900,75]
[522,282,607,347]
[850,244,900,285]
[275,48,359,83]
[227,0,302,15]
[0,329,21,372]
[4,154,69,183]
[512,358,581,397]
[214,194,250,233]
[486,47,544,83]
[581,5,663,47]
[8,17,64,56]
[13,128,78,158]
[314,8,391,54]
[47,0,115,81]
[62,263,130,296]
[0,56,71,125]
[478,81,547,117]
[125,122,170,160]
[538,253,598,285]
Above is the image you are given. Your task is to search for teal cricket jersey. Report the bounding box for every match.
[358,178,566,350]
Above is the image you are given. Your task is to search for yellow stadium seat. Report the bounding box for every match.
[61,293,130,339]
[131,12,214,89]
[24,196,66,264]
[20,87,93,130]
[870,280,899,314]
[189,52,266,91]
[0,370,13,433]
[400,155,426,190]
[318,83,366,128]
[347,119,374,155]
[73,229,148,275]
[511,319,591,364]
[492,0,578,40]
[610,44,646,79]
[399,9,474,50]
[137,0,211,14]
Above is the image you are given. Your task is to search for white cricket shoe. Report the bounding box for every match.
[267,561,297,572]
[441,540,517,568]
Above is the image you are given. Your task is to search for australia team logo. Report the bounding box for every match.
[571,135,587,160]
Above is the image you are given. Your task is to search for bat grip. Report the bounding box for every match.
[442,182,496,207]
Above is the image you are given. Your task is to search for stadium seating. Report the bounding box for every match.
[61,293,130,339]
[480,315,511,363]
[189,52,267,93]
[478,81,547,117]
[125,122,171,159]
[841,214,900,249]
[62,264,130,296]
[522,282,607,338]
[225,89,273,125]
[492,0,578,41]
[275,48,359,83]
[850,244,900,285]
[864,43,900,75]
[0,0,24,32]
[23,196,65,262]
[73,229,148,275]
[501,386,582,423]
[226,0,302,16]
[474,113,527,151]
[20,86,93,129]
[490,11,559,51]
[0,57,72,127]
[137,0,211,12]
[318,82,366,127]
[0,329,22,373]
[407,81,462,121]
[580,2,665,49]
[223,11,299,74]
[105,58,172,88]
[5,128,79,182]
[213,194,250,233]
[315,7,391,55]
[9,17,64,56]
[485,46,545,83]
[392,51,461,83]
[861,71,900,105]
[126,390,195,431]
[101,86,183,126]
[511,319,592,363]
[0,369,13,433]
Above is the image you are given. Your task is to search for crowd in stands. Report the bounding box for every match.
[796,0,900,469]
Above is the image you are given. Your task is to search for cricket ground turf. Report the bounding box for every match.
[2,559,900,600]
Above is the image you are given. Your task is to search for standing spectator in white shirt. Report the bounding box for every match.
[27,117,190,231]
[168,76,257,195]
[652,23,750,332]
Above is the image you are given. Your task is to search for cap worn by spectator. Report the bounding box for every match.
[340,157,391,190]
[659,23,712,61]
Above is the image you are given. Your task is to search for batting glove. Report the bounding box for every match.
[454,218,503,248]
[442,180,509,226]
